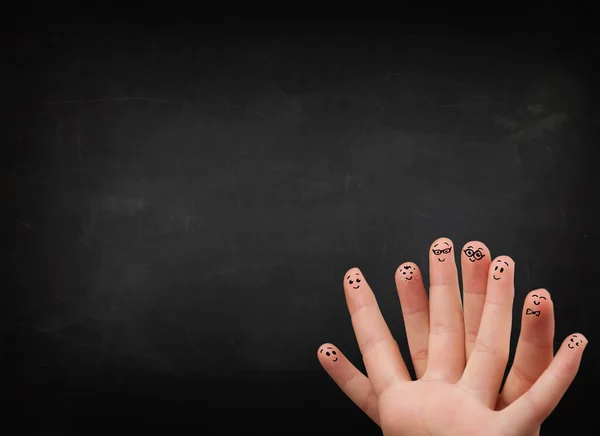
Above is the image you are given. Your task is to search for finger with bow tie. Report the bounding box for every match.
[498,289,554,412]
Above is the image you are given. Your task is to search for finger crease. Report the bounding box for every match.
[360,336,397,356]
[362,389,379,415]
[411,348,428,361]
[520,337,554,351]
[403,307,428,316]
[473,339,501,356]
[465,331,478,344]
[512,364,537,386]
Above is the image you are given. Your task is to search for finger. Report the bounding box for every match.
[501,333,587,435]
[460,241,492,360]
[497,289,554,410]
[459,256,515,408]
[317,343,380,425]
[344,268,410,394]
[425,237,465,381]
[395,262,429,379]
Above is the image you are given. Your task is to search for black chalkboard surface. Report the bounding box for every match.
[2,12,598,435]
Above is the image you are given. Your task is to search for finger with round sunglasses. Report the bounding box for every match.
[497,289,554,410]
[317,343,380,425]
[425,237,465,381]
[343,268,410,394]
[460,241,492,361]
[395,262,429,379]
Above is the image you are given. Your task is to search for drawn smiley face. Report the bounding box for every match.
[400,264,417,283]
[463,245,486,262]
[568,335,583,349]
[492,259,510,280]
[346,272,362,289]
[432,242,452,262]
[319,346,338,362]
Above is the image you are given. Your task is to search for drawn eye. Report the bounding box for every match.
[403,272,406,275]
[500,268,504,273]
[495,266,498,271]
[356,278,361,283]
[464,249,474,256]
[332,350,336,355]
[474,251,483,259]
[410,271,413,274]
[349,280,353,284]
[326,352,330,356]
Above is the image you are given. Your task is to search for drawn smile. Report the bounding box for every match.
[405,276,413,280]
[332,358,338,362]
[493,275,500,280]
[347,272,362,289]
[568,343,576,349]
[432,242,452,264]
[469,258,477,262]
[533,301,540,305]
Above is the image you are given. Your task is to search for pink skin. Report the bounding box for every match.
[397,263,420,284]
[492,258,510,281]
[319,345,339,362]
[525,292,549,317]
[317,248,587,435]
[346,271,363,290]
[431,240,453,262]
[568,335,584,349]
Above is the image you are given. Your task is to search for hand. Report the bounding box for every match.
[317,238,586,435]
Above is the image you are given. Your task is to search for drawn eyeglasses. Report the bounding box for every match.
[432,248,452,255]
[463,248,484,259]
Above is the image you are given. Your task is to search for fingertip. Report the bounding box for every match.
[563,333,588,351]
[317,343,343,366]
[317,343,332,356]
[343,268,367,292]
[345,267,361,278]
[431,236,453,250]
[489,255,515,281]
[396,261,418,273]
[395,262,420,279]
[462,240,489,252]
[461,241,490,266]
[527,288,551,299]
[430,238,456,267]
[492,255,515,266]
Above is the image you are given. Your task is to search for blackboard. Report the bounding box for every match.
[2,11,598,435]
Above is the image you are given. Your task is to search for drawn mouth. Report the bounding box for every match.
[333,358,338,362]
[353,286,360,289]
[438,258,445,262]
[405,276,413,281]
[493,275,500,280]
[468,258,476,262]
[533,301,540,305]
[568,344,575,349]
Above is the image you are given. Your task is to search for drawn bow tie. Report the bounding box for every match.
[526,308,541,317]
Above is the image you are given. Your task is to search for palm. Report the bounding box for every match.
[378,380,499,435]
[318,238,586,436]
